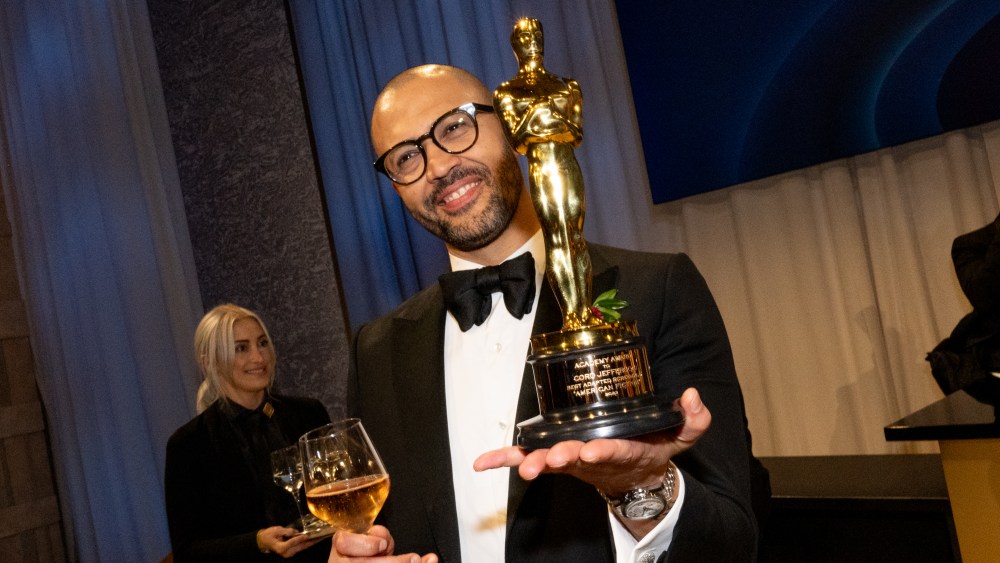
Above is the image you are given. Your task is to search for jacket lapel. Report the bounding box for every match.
[389,293,462,562]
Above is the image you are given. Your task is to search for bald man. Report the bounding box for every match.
[335,64,765,563]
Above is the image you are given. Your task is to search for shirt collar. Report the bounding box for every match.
[219,393,276,421]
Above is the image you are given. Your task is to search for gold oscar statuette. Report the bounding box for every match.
[494,17,682,449]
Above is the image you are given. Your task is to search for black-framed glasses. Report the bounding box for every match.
[373,102,495,185]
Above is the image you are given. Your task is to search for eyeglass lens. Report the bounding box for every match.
[385,109,478,184]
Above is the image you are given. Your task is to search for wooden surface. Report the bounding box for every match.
[0,195,67,562]
[939,439,1000,563]
[886,386,1000,562]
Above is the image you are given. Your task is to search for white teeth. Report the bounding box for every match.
[443,181,479,203]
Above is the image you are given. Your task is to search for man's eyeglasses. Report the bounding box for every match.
[373,102,495,185]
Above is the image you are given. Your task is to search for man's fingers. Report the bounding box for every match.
[675,388,711,449]
[544,440,585,468]
[577,438,636,465]
[473,446,529,471]
[333,530,389,556]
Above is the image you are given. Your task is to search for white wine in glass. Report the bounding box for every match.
[270,444,307,531]
[299,419,389,534]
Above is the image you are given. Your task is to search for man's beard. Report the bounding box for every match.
[411,149,523,252]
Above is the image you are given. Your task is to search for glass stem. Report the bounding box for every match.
[292,489,306,530]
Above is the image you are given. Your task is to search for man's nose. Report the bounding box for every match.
[423,142,461,182]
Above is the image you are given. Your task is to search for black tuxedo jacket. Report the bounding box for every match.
[348,244,764,562]
[164,394,331,562]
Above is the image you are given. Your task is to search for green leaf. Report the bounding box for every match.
[593,289,618,303]
[593,288,628,323]
[597,298,628,310]
[597,308,622,321]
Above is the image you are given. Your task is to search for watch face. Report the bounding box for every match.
[623,497,666,519]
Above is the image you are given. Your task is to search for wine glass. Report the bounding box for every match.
[298,419,389,534]
[270,445,307,531]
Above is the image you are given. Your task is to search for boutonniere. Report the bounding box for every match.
[591,289,629,322]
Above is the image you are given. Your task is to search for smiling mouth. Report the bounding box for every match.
[441,180,480,204]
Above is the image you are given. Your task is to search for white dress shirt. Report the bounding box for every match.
[443,230,683,562]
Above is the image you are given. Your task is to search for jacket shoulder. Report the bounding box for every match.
[272,393,325,411]
[355,283,443,343]
[165,406,223,464]
[271,394,331,432]
[588,242,699,284]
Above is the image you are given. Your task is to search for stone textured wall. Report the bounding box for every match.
[147,0,349,417]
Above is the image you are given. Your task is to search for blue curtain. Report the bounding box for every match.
[289,0,656,331]
[0,1,203,561]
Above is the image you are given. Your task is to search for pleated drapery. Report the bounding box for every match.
[0,1,203,560]
[670,125,999,456]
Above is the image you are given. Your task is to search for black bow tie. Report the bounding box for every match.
[439,252,536,332]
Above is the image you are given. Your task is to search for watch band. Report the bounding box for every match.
[600,461,677,520]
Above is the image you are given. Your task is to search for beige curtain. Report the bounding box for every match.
[624,122,1000,457]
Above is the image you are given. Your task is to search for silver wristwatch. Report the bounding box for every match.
[601,462,676,520]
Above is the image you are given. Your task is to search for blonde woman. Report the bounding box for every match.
[165,304,330,562]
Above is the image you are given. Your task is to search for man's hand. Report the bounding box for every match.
[473,387,710,497]
[328,525,438,563]
[473,387,710,539]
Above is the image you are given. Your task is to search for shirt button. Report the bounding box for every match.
[494,342,503,352]
[638,551,656,563]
